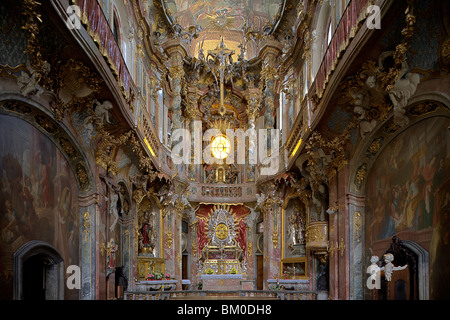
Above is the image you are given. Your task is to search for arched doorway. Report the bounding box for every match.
[14,241,64,300]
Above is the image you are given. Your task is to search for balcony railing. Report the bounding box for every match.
[72,0,132,100]
[315,0,370,100]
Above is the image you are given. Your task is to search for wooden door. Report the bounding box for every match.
[256,255,263,290]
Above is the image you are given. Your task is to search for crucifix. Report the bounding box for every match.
[207,36,234,116]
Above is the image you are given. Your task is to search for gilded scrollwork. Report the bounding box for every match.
[53,59,102,121]
[354,163,368,191]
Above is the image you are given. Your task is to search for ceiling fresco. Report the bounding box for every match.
[162,0,284,36]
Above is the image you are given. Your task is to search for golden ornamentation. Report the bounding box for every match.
[408,102,440,117]
[247,241,253,257]
[54,59,102,120]
[82,211,91,241]
[245,87,262,125]
[166,231,173,249]
[305,221,328,251]
[272,232,279,249]
[378,0,416,91]
[327,241,335,258]
[1,100,32,114]
[137,257,165,280]
[58,137,77,158]
[76,163,90,191]
[354,212,362,243]
[366,137,384,159]
[339,237,345,257]
[191,242,197,257]
[215,223,229,240]
[306,226,323,242]
[21,0,44,71]
[34,114,59,134]
[441,36,450,67]
[0,64,27,79]
[100,240,107,257]
[354,163,367,191]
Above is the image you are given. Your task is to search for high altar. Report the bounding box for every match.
[196,205,249,290]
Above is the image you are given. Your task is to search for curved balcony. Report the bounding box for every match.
[188,182,257,203]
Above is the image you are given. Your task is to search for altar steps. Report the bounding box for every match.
[125,290,324,300]
[168,293,279,300]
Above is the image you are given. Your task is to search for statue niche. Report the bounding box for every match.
[137,196,161,257]
[284,197,307,257]
[136,196,165,280]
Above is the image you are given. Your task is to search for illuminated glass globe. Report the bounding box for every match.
[211,135,231,159]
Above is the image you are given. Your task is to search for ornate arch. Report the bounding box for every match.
[348,96,450,195]
[346,95,450,299]
[0,97,96,194]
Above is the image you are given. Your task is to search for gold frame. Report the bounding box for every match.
[136,194,165,280]
[280,193,308,279]
[280,257,308,280]
[281,192,309,260]
[137,194,164,258]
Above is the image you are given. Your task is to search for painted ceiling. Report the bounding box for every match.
[163,0,284,36]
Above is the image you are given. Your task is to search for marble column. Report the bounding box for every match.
[261,190,283,289]
[259,40,282,135]
[163,197,186,290]
[79,193,98,300]
[121,217,134,292]
[163,203,175,283]
[163,39,188,148]
[174,199,185,290]
[186,86,201,180]
[245,87,260,181]
[346,193,365,300]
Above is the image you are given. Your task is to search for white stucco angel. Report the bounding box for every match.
[255,193,266,209]
[93,99,113,124]
[379,51,420,127]
[380,253,407,282]
[17,60,50,99]
[366,255,382,289]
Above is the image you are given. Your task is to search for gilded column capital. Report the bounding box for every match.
[245,87,261,124]
[185,86,201,120]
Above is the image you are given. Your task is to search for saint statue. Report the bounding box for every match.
[139,210,155,255]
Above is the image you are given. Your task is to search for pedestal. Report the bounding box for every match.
[201,274,243,291]
[267,279,309,290]
[135,280,177,291]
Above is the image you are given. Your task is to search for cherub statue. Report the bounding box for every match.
[380,253,407,282]
[93,99,113,124]
[379,51,420,127]
[255,193,266,209]
[17,60,50,98]
[366,255,381,289]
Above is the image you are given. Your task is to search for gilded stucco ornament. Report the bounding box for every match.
[53,59,102,120]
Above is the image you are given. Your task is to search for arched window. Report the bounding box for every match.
[327,20,333,47]
[113,12,120,44]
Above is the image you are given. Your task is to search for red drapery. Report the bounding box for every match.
[74,0,132,97]
[196,204,250,257]
[315,0,369,98]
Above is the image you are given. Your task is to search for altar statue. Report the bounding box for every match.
[139,210,155,255]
